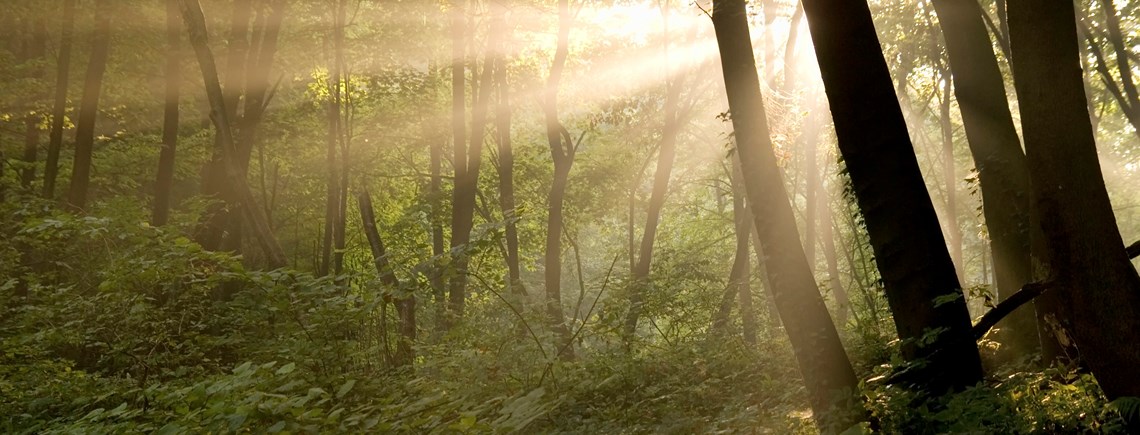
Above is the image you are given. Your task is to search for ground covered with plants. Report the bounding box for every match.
[1,200,1133,433]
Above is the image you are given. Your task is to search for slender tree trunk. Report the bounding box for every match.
[732,156,758,344]
[781,2,804,96]
[43,0,77,199]
[358,191,415,368]
[712,1,863,430]
[800,0,983,394]
[66,0,113,211]
[332,0,349,278]
[801,105,823,268]
[624,6,685,335]
[938,70,963,283]
[820,183,850,327]
[448,11,497,318]
[20,20,47,192]
[153,0,181,226]
[429,120,446,323]
[1008,0,1140,400]
[492,3,524,296]
[179,0,286,269]
[543,0,575,359]
[929,0,1039,357]
[321,1,344,277]
[446,0,469,320]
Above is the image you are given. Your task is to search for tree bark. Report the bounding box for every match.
[153,0,181,227]
[929,0,1039,356]
[42,0,77,199]
[712,0,863,430]
[800,0,983,394]
[1008,0,1140,399]
[66,0,113,211]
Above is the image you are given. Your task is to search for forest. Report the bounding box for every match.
[3,0,1140,433]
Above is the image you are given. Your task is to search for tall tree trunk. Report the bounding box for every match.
[179,0,286,269]
[624,4,685,335]
[712,1,863,430]
[428,117,446,324]
[448,6,498,319]
[332,0,349,278]
[821,195,850,327]
[321,1,345,277]
[20,19,47,192]
[800,104,823,269]
[800,0,983,394]
[153,0,181,227]
[446,0,469,320]
[543,0,575,359]
[1008,0,1140,400]
[66,0,113,211]
[929,0,1038,356]
[938,70,963,283]
[733,156,758,344]
[358,191,415,368]
[492,3,524,296]
[42,0,77,199]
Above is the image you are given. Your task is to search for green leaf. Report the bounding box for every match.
[337,379,356,398]
[267,420,286,433]
[276,362,296,375]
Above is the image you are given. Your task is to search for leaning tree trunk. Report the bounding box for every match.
[66,0,113,211]
[1007,0,1140,400]
[800,0,983,394]
[712,0,863,431]
[42,0,76,199]
[358,190,415,368]
[153,0,181,227]
[928,0,1039,357]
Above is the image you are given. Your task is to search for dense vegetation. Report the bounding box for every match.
[3,0,1140,433]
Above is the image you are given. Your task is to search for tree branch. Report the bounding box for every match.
[973,282,1049,340]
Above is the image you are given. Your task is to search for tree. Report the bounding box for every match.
[543,0,575,358]
[624,1,693,337]
[800,0,983,393]
[358,190,415,368]
[711,155,758,345]
[448,0,500,319]
[712,0,863,430]
[19,19,46,192]
[152,0,181,227]
[66,0,113,210]
[179,0,286,269]
[491,1,524,296]
[42,0,76,199]
[1007,0,1140,399]
[195,0,286,254]
[928,0,1039,356]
